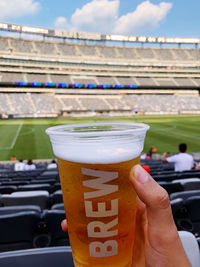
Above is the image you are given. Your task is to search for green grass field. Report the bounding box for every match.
[0,115,200,161]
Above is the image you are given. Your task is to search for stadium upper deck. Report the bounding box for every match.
[0,22,200,117]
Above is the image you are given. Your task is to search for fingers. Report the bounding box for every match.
[61,219,68,232]
[129,165,178,245]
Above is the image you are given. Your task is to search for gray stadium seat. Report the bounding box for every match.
[179,231,200,267]
[0,246,74,267]
[42,210,69,246]
[1,191,49,210]
[170,198,192,232]
[0,186,17,194]
[172,178,200,184]
[0,211,40,252]
[158,181,183,194]
[17,184,51,192]
[51,190,63,204]
[0,205,41,215]
[51,203,64,211]
[40,170,59,178]
[183,181,200,191]
[170,190,200,201]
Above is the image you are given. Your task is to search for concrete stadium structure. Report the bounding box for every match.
[0,22,200,117]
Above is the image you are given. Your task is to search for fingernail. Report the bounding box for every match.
[133,164,149,184]
[61,220,64,228]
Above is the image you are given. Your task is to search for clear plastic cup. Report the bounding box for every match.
[46,122,149,267]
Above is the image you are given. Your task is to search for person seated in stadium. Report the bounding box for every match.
[24,159,36,171]
[195,161,200,170]
[61,165,191,267]
[162,143,194,172]
[47,159,57,169]
[14,159,25,171]
[11,155,17,161]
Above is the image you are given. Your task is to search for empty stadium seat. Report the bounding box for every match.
[171,198,193,232]
[170,190,200,201]
[2,181,29,186]
[185,196,200,236]
[0,205,41,215]
[51,190,63,205]
[0,211,40,252]
[42,210,69,246]
[32,179,56,185]
[179,231,200,267]
[40,170,59,179]
[0,246,74,267]
[51,203,65,211]
[17,184,51,192]
[0,191,49,210]
[183,181,200,191]
[0,186,17,194]
[172,178,200,184]
[51,182,61,192]
[158,181,183,194]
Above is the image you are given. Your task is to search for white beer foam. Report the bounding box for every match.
[46,122,149,164]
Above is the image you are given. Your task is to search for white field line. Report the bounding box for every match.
[0,123,23,150]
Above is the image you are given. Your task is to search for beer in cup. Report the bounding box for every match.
[46,122,149,267]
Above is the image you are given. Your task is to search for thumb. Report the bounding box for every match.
[129,165,178,244]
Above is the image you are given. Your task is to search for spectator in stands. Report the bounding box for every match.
[11,155,17,161]
[24,159,36,171]
[61,165,191,267]
[47,159,57,169]
[195,161,200,170]
[14,159,25,171]
[162,143,194,172]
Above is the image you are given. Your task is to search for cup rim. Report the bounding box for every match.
[46,122,150,137]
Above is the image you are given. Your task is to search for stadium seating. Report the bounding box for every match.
[0,211,41,252]
[158,181,183,194]
[0,191,49,209]
[42,210,69,246]
[0,246,74,267]
[51,190,63,205]
[179,231,200,267]
[0,205,41,215]
[170,190,200,201]
[51,203,64,211]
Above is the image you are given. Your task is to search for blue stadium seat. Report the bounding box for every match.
[0,205,41,215]
[183,181,200,191]
[0,211,40,252]
[185,196,200,236]
[42,210,69,246]
[158,181,183,194]
[0,246,74,267]
[0,191,49,210]
[171,198,192,232]
[17,184,51,192]
[51,203,64,211]
[0,186,17,194]
[170,190,200,201]
[2,181,29,186]
[51,190,63,205]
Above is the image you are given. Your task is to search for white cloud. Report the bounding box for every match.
[54,0,172,35]
[0,0,40,19]
[71,0,119,33]
[54,17,70,30]
[114,1,173,35]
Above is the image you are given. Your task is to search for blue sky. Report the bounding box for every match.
[0,0,200,37]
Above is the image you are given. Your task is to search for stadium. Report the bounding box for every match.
[0,20,200,266]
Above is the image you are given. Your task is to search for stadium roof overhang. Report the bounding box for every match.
[0,22,200,46]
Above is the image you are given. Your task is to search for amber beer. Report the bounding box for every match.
[46,122,149,267]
